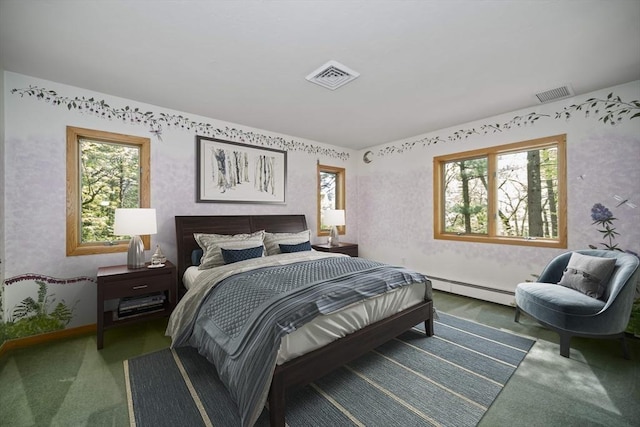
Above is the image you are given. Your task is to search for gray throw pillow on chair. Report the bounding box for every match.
[558,252,616,299]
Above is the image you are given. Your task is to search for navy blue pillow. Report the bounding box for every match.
[191,249,203,266]
[221,246,264,264]
[279,241,312,253]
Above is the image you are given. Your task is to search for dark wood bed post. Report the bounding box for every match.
[268,374,286,426]
[426,315,434,336]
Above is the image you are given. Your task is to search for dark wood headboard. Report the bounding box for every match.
[174,215,308,287]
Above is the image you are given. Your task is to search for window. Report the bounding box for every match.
[66,126,150,256]
[317,164,346,236]
[433,134,566,248]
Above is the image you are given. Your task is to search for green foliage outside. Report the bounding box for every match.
[319,170,337,231]
[80,139,140,243]
[0,281,76,344]
[444,147,559,239]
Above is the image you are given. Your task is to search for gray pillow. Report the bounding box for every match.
[558,252,616,299]
[194,230,265,270]
[263,230,311,256]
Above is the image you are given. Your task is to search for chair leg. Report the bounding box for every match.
[620,335,630,360]
[514,306,521,323]
[559,333,571,358]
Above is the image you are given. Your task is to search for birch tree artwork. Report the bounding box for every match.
[198,137,286,203]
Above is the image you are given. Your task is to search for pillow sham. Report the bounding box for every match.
[264,230,311,256]
[279,241,312,253]
[221,246,264,264]
[557,252,616,299]
[195,230,265,270]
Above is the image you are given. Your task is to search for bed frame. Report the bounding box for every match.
[174,214,434,426]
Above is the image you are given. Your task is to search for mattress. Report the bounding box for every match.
[182,265,426,364]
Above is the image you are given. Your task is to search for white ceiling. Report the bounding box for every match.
[1,1,639,150]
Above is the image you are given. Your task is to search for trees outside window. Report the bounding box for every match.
[317,165,345,236]
[434,134,566,248]
[66,127,150,256]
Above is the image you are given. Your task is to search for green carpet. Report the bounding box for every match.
[125,312,535,426]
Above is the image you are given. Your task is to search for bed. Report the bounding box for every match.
[168,214,434,426]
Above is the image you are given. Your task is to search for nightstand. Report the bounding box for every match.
[96,260,176,349]
[312,242,358,257]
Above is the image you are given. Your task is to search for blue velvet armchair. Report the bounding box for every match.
[515,250,639,358]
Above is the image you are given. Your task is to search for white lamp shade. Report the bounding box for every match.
[114,208,157,236]
[324,209,345,226]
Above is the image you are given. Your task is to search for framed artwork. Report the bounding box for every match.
[196,136,287,204]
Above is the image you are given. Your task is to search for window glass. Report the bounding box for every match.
[496,147,559,239]
[317,165,345,235]
[443,158,488,234]
[80,139,141,243]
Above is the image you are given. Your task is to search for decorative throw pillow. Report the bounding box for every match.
[221,246,264,264]
[557,252,616,298]
[191,249,203,266]
[195,230,265,270]
[263,230,311,255]
[279,241,312,253]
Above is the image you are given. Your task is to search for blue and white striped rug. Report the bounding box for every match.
[125,312,535,426]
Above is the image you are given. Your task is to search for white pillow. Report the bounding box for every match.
[195,230,265,270]
[263,230,311,256]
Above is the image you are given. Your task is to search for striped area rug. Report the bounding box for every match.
[125,312,535,426]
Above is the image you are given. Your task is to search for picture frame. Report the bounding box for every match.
[196,136,287,204]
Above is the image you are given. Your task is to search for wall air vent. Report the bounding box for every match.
[306,60,360,90]
[535,85,574,103]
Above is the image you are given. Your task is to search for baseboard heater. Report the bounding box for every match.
[428,275,515,296]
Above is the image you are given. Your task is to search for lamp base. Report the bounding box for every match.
[328,226,340,247]
[127,235,145,269]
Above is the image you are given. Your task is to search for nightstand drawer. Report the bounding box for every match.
[101,273,171,299]
[312,242,358,257]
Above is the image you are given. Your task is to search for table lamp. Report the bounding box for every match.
[114,208,157,269]
[324,209,345,246]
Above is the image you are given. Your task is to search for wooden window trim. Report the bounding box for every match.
[433,134,567,248]
[66,126,151,256]
[317,164,346,237]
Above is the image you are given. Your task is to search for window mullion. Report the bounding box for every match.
[487,153,497,238]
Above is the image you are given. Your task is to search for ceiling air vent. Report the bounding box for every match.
[535,85,574,103]
[306,60,360,90]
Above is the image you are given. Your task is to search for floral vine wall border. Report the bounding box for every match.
[10,86,351,161]
[9,86,640,162]
[363,92,640,160]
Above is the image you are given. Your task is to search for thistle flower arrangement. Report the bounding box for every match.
[589,203,621,251]
[589,203,639,336]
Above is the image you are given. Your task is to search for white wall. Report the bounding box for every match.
[2,71,358,327]
[0,68,5,317]
[357,81,640,305]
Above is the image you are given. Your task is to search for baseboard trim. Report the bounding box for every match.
[0,324,96,358]
[428,275,515,296]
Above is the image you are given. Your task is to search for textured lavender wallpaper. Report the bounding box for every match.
[2,71,639,331]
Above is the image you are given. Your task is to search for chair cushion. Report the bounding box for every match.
[557,252,616,299]
[516,282,606,325]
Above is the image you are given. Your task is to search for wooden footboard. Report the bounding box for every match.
[268,299,434,426]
